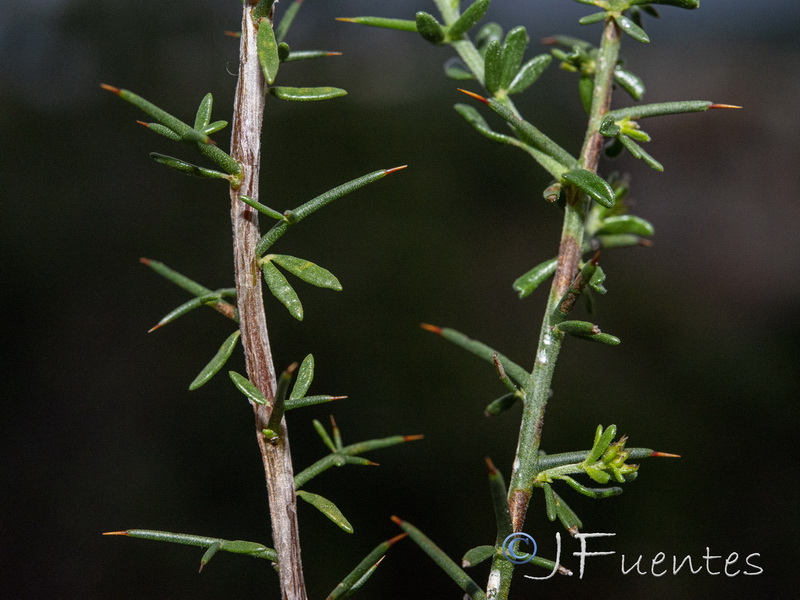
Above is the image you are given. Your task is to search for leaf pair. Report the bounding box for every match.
[261,254,341,321]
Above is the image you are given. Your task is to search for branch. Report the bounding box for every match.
[229,3,307,599]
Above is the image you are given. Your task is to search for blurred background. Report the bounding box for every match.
[2,0,799,598]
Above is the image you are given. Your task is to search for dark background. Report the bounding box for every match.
[2,1,799,598]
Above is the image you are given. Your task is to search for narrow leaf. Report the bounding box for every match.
[507,54,552,94]
[561,168,615,208]
[138,121,181,141]
[313,419,337,452]
[499,26,529,90]
[513,257,558,298]
[484,392,519,417]
[462,545,494,568]
[595,215,654,237]
[269,86,347,101]
[543,482,557,521]
[149,153,231,181]
[275,0,302,42]
[199,542,221,572]
[578,11,607,25]
[415,11,445,44]
[252,0,275,22]
[391,516,486,600]
[561,476,622,498]
[297,490,354,533]
[257,19,280,84]
[283,50,342,62]
[239,195,286,220]
[202,120,228,134]
[103,529,277,561]
[486,457,512,543]
[189,330,241,390]
[614,66,645,101]
[290,354,315,399]
[448,0,491,40]
[335,16,417,32]
[193,93,213,130]
[615,15,650,43]
[619,135,664,171]
[552,491,583,534]
[262,261,304,320]
[420,324,529,386]
[284,394,342,410]
[483,40,502,94]
[229,371,269,406]
[327,533,407,600]
[607,100,714,121]
[271,254,342,290]
[444,57,475,80]
[149,293,228,332]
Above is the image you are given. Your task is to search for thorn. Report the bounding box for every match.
[329,415,339,429]
[558,565,573,576]
[365,460,380,466]
[457,88,489,104]
[384,165,409,175]
[198,562,206,573]
[540,36,557,45]
[568,525,580,537]
[330,395,348,401]
[485,456,498,475]
[390,515,404,526]
[139,257,152,265]
[373,555,387,567]
[403,434,424,442]
[326,52,343,57]
[638,238,654,248]
[335,17,357,23]
[589,250,601,266]
[286,361,299,375]
[419,323,442,334]
[100,83,121,95]
[651,451,681,458]
[136,120,151,128]
[386,532,408,546]
[102,530,129,536]
[147,322,164,334]
[709,103,742,110]
[224,30,241,38]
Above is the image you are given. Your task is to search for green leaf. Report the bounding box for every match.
[284,394,340,410]
[483,40,502,94]
[103,529,277,562]
[239,195,285,220]
[275,0,303,42]
[256,166,407,256]
[615,14,650,43]
[229,371,269,406]
[579,75,594,114]
[585,466,611,484]
[578,11,607,25]
[391,517,486,600]
[484,392,519,417]
[327,533,407,599]
[422,324,529,386]
[148,293,231,332]
[199,541,221,571]
[507,54,552,94]
[558,320,600,336]
[201,120,228,135]
[415,11,445,44]
[141,122,181,141]
[271,255,342,290]
[595,215,654,237]
[290,354,315,399]
[193,93,213,130]
[444,57,475,80]
[262,261,303,320]
[513,257,558,298]
[614,66,645,100]
[269,86,347,101]
[335,16,417,32]
[448,0,491,40]
[586,424,617,463]
[552,491,583,533]
[257,19,280,84]
[619,135,664,171]
[297,490,354,533]
[499,26,529,90]
[252,0,276,22]
[189,330,241,390]
[630,0,699,8]
[561,169,615,208]
[283,50,341,62]
[606,100,714,121]
[543,482,557,521]
[462,545,494,568]
[149,153,231,181]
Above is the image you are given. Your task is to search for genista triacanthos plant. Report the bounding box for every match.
[102,0,737,599]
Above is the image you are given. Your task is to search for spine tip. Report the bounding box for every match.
[458,88,489,104]
[484,456,498,475]
[390,515,403,526]
[139,257,152,265]
[384,165,409,175]
[100,83,121,95]
[709,103,742,110]
[102,530,128,536]
[419,323,442,334]
[386,532,408,546]
[403,434,425,442]
[651,451,681,458]
[335,17,356,23]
